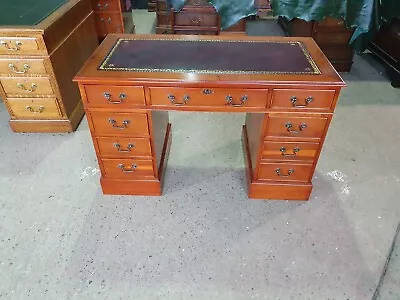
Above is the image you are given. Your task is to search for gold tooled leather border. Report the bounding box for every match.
[98,37,321,75]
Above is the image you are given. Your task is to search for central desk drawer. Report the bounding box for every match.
[101,158,155,179]
[89,112,149,136]
[258,162,313,182]
[1,77,55,96]
[149,87,268,108]
[96,137,152,158]
[84,85,145,107]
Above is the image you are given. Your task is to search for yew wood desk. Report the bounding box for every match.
[74,34,345,200]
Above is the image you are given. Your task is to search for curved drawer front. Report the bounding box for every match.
[262,141,319,162]
[101,158,155,179]
[0,37,43,55]
[258,162,313,182]
[1,77,55,96]
[84,85,145,107]
[174,11,218,27]
[7,97,62,119]
[89,112,149,136]
[265,116,328,140]
[271,89,335,110]
[96,137,152,158]
[0,58,47,76]
[150,87,268,108]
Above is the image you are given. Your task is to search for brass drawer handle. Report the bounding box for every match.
[275,168,294,177]
[8,63,30,74]
[202,89,214,95]
[285,122,307,134]
[17,82,37,92]
[280,147,300,157]
[290,96,313,108]
[168,94,189,106]
[26,105,44,113]
[118,163,137,172]
[113,143,134,152]
[107,17,111,23]
[191,17,203,25]
[108,118,129,129]
[226,95,247,107]
[1,40,22,51]
[103,92,126,104]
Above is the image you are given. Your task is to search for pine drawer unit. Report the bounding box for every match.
[74,34,345,200]
[0,0,98,132]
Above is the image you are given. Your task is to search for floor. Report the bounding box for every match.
[1,10,400,300]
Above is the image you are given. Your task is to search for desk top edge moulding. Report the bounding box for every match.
[0,0,98,133]
[74,34,345,201]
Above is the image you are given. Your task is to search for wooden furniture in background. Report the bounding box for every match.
[278,16,355,72]
[74,34,345,200]
[148,0,157,11]
[0,0,98,132]
[254,0,272,18]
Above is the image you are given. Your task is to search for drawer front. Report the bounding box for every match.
[266,116,328,139]
[258,162,313,182]
[94,13,123,36]
[1,77,55,96]
[262,141,320,161]
[0,58,47,76]
[7,97,62,119]
[101,158,155,179]
[89,112,149,136]
[96,137,152,158]
[0,37,41,55]
[84,85,145,107]
[92,0,120,11]
[271,89,335,110]
[150,87,268,108]
[174,12,218,27]
[174,30,217,35]
[314,30,353,45]
[156,12,172,26]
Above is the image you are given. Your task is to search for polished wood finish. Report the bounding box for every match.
[0,0,98,132]
[74,34,345,200]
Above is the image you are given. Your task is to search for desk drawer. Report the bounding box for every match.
[101,158,155,179]
[0,37,41,55]
[84,85,145,107]
[265,116,328,140]
[89,112,149,136]
[150,87,268,108]
[271,89,335,110]
[7,97,62,119]
[261,141,319,161]
[94,12,123,36]
[0,58,47,76]
[174,11,218,27]
[96,137,152,158]
[92,0,120,11]
[258,162,313,182]
[1,77,55,96]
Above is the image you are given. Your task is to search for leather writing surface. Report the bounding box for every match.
[99,38,320,75]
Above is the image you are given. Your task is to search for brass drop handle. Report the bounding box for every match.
[226,95,247,107]
[109,118,129,129]
[118,164,137,172]
[103,92,126,104]
[17,82,37,92]
[202,89,214,95]
[113,143,134,152]
[1,40,22,51]
[107,17,111,23]
[280,147,300,157]
[290,96,313,108]
[191,17,203,24]
[275,168,294,177]
[97,2,109,9]
[285,122,307,134]
[168,94,189,106]
[8,63,30,74]
[26,106,44,113]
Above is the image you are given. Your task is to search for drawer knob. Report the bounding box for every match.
[113,143,135,152]
[17,82,37,92]
[103,92,126,104]
[26,105,44,114]
[168,94,189,106]
[275,168,294,177]
[8,63,30,74]
[285,122,307,134]
[226,95,247,107]
[118,163,137,172]
[280,147,300,157]
[108,118,130,129]
[1,40,22,51]
[290,96,313,108]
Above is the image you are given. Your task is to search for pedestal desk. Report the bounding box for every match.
[74,34,345,200]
